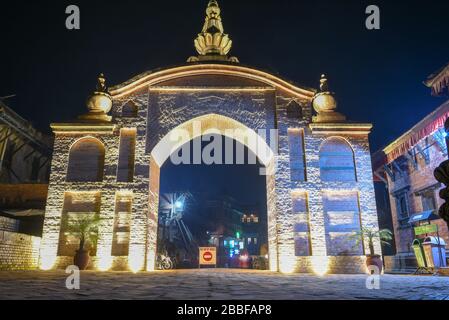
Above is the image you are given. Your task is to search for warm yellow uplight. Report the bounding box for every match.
[128,247,146,273]
[145,250,156,272]
[279,256,296,274]
[311,256,329,276]
[97,255,113,271]
[39,254,57,271]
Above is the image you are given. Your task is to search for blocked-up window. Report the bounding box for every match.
[111,193,132,256]
[288,129,307,182]
[323,191,363,256]
[58,192,101,256]
[292,191,311,256]
[122,101,138,118]
[286,100,303,120]
[117,129,136,182]
[66,137,105,182]
[319,137,356,182]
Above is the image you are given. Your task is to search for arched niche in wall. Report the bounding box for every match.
[319,137,356,182]
[122,101,138,118]
[66,137,105,182]
[286,100,303,120]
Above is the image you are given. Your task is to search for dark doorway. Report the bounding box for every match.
[156,134,268,270]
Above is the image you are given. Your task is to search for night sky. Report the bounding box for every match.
[1,0,448,153]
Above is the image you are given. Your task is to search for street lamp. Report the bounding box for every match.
[175,200,184,210]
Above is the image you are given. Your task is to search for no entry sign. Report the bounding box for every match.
[199,247,217,266]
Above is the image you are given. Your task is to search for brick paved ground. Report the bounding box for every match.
[0,269,448,300]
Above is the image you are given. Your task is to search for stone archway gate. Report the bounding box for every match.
[40,64,380,274]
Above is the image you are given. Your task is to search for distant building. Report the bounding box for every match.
[371,152,396,256]
[240,205,268,257]
[373,62,449,271]
[0,99,52,237]
[0,100,52,270]
[0,100,52,183]
[0,184,48,237]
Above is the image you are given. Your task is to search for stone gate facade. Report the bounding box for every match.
[39,0,380,274]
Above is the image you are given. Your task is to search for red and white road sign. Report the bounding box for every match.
[199,247,217,266]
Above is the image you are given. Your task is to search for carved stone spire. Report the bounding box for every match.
[312,74,346,123]
[188,0,239,63]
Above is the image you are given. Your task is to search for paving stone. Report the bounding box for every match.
[1,269,449,300]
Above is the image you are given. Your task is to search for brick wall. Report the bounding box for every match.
[0,231,41,270]
[387,140,449,255]
[0,216,19,232]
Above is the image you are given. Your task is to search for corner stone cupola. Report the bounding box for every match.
[312,74,346,123]
[51,73,115,135]
[78,73,113,122]
[187,0,239,63]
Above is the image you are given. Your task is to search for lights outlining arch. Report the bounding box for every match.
[109,64,315,100]
[150,113,275,169]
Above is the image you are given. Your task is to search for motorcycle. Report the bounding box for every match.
[156,252,175,270]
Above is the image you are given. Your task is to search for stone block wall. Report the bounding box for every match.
[40,88,151,271]
[39,66,380,274]
[0,231,41,270]
[275,92,380,274]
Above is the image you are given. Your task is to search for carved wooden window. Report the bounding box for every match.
[394,191,410,221]
[67,137,105,182]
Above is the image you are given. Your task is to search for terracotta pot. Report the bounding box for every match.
[366,255,383,274]
[74,250,90,270]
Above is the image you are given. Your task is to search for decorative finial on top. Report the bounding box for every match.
[96,73,108,93]
[319,74,329,92]
[78,73,112,122]
[188,0,239,63]
[312,74,346,123]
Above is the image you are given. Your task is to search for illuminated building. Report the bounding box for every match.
[0,100,51,270]
[373,62,449,272]
[39,0,380,273]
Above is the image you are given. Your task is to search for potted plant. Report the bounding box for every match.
[350,227,393,274]
[66,215,100,270]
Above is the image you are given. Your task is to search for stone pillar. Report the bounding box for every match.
[266,160,278,272]
[354,135,382,256]
[145,158,160,271]
[304,132,327,257]
[128,189,148,272]
[96,191,115,271]
[39,134,70,270]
